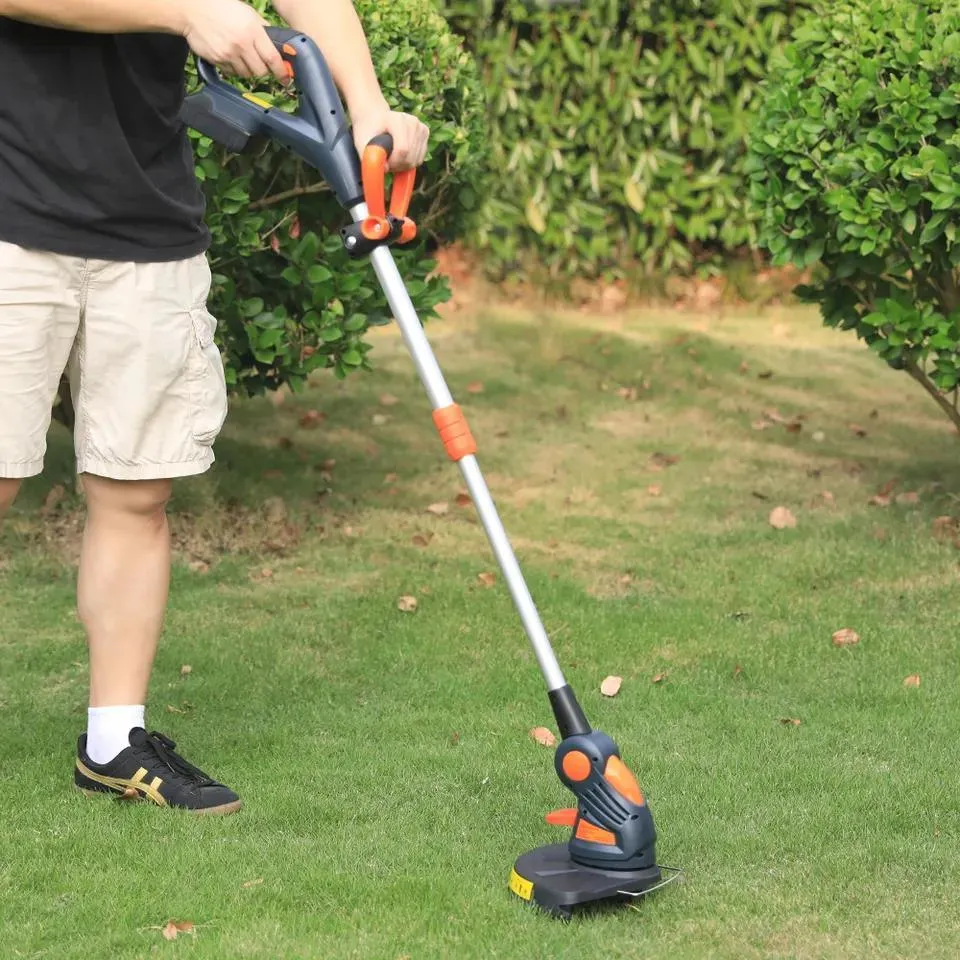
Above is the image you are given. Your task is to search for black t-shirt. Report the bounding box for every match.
[0,18,208,262]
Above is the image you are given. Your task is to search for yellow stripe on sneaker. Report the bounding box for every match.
[76,759,166,806]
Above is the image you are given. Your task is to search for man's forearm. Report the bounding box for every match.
[272,0,385,115]
[0,0,185,34]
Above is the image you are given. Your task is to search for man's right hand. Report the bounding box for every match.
[179,0,290,82]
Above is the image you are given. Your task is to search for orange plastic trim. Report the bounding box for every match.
[390,168,416,219]
[575,819,617,845]
[561,750,592,783]
[361,216,390,242]
[603,755,644,806]
[545,808,577,827]
[282,43,298,56]
[399,219,418,244]
[362,145,389,219]
[432,404,477,462]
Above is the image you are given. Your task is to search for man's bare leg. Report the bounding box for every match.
[0,478,21,522]
[78,475,171,761]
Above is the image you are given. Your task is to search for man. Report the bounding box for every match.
[0,0,428,813]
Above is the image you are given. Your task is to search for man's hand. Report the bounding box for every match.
[180,0,290,82]
[350,100,430,173]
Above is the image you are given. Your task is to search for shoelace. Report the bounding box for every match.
[143,731,215,786]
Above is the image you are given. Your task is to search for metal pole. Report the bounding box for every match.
[351,204,567,693]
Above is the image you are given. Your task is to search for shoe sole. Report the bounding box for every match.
[76,785,243,816]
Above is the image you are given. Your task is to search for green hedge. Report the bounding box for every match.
[748,0,960,429]
[442,0,813,280]
[191,0,487,396]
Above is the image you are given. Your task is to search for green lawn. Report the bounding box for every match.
[1,301,959,959]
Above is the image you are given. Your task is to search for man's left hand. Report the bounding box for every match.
[351,101,429,172]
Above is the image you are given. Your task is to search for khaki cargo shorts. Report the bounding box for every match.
[0,240,229,480]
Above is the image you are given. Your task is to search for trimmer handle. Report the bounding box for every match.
[183,27,364,208]
[545,731,658,871]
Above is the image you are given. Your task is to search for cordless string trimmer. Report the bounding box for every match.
[182,28,678,918]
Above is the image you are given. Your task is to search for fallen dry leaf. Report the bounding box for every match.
[903,673,921,689]
[785,420,803,434]
[384,472,398,484]
[769,506,797,530]
[412,533,433,547]
[161,921,195,941]
[779,717,802,726]
[733,664,743,679]
[166,704,184,714]
[600,675,622,697]
[321,458,336,471]
[299,409,324,428]
[397,595,418,613]
[530,726,557,747]
[868,494,892,507]
[426,501,449,516]
[466,381,485,394]
[477,572,496,588]
[371,414,388,427]
[616,386,638,401]
[647,484,663,497]
[619,573,633,586]
[180,665,192,676]
[188,559,210,574]
[832,628,860,647]
[41,484,66,516]
[896,491,919,505]
[752,419,774,431]
[649,452,680,471]
[242,878,264,889]
[932,516,958,541]
[849,423,868,438]
[379,393,399,407]
[652,672,669,684]
[450,731,461,745]
[455,492,472,507]
[739,361,749,375]
[757,369,774,379]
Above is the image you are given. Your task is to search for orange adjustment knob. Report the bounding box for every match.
[561,750,592,782]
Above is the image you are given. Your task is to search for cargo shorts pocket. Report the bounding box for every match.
[187,305,229,446]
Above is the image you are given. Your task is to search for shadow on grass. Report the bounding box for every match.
[4,307,957,566]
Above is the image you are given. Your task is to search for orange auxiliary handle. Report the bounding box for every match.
[360,133,418,247]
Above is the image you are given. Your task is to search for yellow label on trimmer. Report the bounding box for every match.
[509,868,533,901]
[242,92,272,110]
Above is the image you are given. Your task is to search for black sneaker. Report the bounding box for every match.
[75,728,242,815]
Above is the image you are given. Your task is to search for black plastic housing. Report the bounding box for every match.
[180,28,364,209]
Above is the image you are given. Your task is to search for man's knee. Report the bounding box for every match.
[81,475,172,522]
[0,478,22,520]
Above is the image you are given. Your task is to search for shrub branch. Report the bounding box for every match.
[905,359,960,434]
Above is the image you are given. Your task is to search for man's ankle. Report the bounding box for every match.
[86,704,146,764]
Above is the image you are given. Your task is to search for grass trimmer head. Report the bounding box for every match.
[181,26,680,919]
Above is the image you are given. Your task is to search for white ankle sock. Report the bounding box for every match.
[86,705,145,765]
